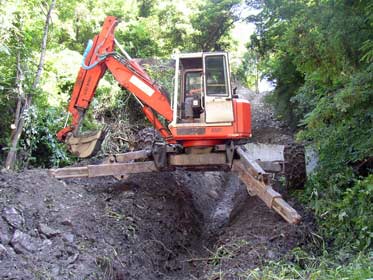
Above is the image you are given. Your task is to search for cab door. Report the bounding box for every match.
[203,53,234,123]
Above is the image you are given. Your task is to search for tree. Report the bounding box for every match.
[5,0,56,169]
[188,0,241,51]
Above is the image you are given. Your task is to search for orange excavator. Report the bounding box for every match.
[50,16,306,224]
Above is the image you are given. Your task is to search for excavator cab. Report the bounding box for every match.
[168,52,251,147]
[173,52,234,124]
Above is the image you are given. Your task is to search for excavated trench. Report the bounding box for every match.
[0,168,306,279]
[0,87,309,279]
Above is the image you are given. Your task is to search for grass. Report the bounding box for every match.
[241,248,373,280]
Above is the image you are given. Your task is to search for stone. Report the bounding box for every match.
[0,244,7,257]
[62,232,75,243]
[2,207,24,229]
[66,252,79,264]
[50,264,60,278]
[61,218,73,227]
[0,218,10,245]
[11,230,39,254]
[38,223,61,238]
[122,191,135,199]
[267,250,276,259]
[42,239,53,247]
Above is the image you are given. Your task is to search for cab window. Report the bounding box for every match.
[185,71,202,97]
[205,55,228,96]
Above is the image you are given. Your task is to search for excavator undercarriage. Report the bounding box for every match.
[49,142,305,224]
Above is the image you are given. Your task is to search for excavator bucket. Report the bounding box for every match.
[65,130,104,158]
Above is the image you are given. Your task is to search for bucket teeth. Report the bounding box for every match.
[66,130,104,158]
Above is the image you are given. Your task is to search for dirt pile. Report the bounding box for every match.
[0,168,306,279]
[0,87,310,279]
[0,170,204,279]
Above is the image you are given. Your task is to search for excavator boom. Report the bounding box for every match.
[58,16,174,157]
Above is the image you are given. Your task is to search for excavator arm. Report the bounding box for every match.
[57,16,174,157]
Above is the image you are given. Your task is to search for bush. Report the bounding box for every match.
[19,105,74,168]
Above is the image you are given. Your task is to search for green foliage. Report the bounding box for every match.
[188,0,240,51]
[247,0,373,252]
[235,47,260,89]
[19,105,73,168]
[301,174,373,250]
[116,19,163,57]
[0,0,48,163]
[245,248,373,280]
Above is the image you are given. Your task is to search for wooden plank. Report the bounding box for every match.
[236,147,266,177]
[49,166,88,179]
[49,161,157,179]
[232,160,301,224]
[108,150,150,163]
[88,161,157,177]
[169,153,226,166]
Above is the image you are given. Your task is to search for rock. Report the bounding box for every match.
[208,190,219,199]
[0,244,7,257]
[2,207,24,229]
[11,230,39,254]
[267,250,276,259]
[62,232,75,243]
[61,218,73,227]
[0,218,10,245]
[42,239,53,247]
[66,252,79,264]
[38,223,61,238]
[122,191,135,199]
[50,264,61,278]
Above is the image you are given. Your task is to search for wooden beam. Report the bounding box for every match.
[49,161,157,179]
[169,153,226,166]
[236,147,266,177]
[232,159,301,224]
[106,150,150,163]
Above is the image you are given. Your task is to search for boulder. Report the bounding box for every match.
[2,207,24,229]
[11,230,39,254]
[0,218,10,244]
[38,223,61,238]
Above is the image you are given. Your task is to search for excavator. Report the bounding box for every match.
[49,16,306,224]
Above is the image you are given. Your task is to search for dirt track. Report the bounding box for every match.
[0,88,310,279]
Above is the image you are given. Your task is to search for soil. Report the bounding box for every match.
[0,86,312,279]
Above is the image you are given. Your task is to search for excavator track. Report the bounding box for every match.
[135,127,162,151]
[284,144,307,189]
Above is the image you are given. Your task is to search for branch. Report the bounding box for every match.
[31,0,55,94]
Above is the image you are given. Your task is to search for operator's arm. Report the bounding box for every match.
[57,16,174,146]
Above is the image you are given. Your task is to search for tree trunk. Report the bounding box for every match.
[4,0,56,170]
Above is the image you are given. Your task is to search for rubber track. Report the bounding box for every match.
[284,144,307,189]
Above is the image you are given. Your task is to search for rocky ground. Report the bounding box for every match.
[0,87,312,279]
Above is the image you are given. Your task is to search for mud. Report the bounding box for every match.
[0,87,310,279]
